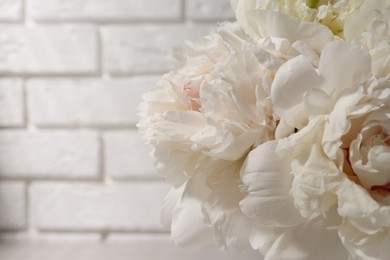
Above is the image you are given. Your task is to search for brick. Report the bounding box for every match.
[102,25,213,74]
[0,131,99,179]
[104,131,158,180]
[0,232,102,242]
[31,182,170,231]
[186,0,235,21]
[27,77,159,127]
[0,182,26,230]
[28,0,181,22]
[0,26,97,75]
[0,79,24,127]
[0,0,22,21]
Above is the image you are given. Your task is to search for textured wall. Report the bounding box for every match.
[0,1,260,259]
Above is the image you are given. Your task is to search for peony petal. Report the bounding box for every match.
[265,215,348,260]
[240,141,304,227]
[338,218,390,260]
[336,179,380,227]
[202,160,255,251]
[318,41,372,97]
[278,118,342,217]
[245,9,334,53]
[291,40,320,67]
[303,88,333,117]
[322,86,365,159]
[170,173,214,248]
[271,55,322,127]
[160,186,183,229]
[154,144,199,187]
[344,0,384,41]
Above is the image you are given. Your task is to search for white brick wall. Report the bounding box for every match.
[31,182,169,231]
[0,26,98,75]
[0,1,242,259]
[28,0,182,22]
[102,25,214,74]
[0,0,22,21]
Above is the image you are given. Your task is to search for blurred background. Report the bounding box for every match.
[0,0,259,259]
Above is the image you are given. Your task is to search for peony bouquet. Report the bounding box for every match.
[138,0,390,259]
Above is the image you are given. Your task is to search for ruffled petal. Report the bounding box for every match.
[322,86,366,160]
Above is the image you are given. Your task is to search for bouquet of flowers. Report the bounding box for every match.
[138,0,390,259]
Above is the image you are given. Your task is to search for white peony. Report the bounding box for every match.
[240,36,390,259]
[138,22,298,251]
[138,18,343,251]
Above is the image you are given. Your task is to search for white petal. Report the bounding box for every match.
[271,55,322,125]
[160,187,183,229]
[303,88,333,116]
[265,216,348,260]
[318,41,371,97]
[322,86,365,159]
[240,141,304,227]
[338,219,390,260]
[344,0,385,41]
[202,160,254,251]
[245,10,334,53]
[171,174,214,248]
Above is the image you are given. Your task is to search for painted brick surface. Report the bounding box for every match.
[0,0,22,21]
[28,0,182,21]
[0,79,23,127]
[104,131,158,180]
[102,25,213,74]
[0,26,97,75]
[27,77,158,127]
[0,182,25,230]
[31,182,169,231]
[0,131,99,179]
[186,0,235,21]
[0,0,238,258]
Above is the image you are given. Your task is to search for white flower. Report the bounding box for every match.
[231,0,365,37]
[240,38,390,259]
[138,22,293,251]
